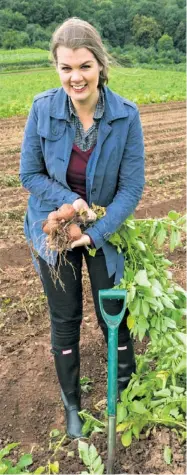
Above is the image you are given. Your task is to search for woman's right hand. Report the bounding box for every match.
[72,199,97,221]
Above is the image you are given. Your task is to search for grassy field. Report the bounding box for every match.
[0,48,50,70]
[0,65,185,118]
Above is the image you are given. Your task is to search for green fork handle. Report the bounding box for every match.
[98,289,127,415]
[99,289,127,474]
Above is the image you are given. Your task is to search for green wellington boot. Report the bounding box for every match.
[53,342,83,438]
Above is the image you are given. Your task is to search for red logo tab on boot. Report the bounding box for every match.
[62,349,72,355]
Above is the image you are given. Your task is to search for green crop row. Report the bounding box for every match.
[0,66,185,118]
[0,48,50,64]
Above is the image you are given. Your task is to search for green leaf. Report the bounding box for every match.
[80,377,93,385]
[0,444,20,461]
[174,357,186,374]
[121,429,132,447]
[141,300,149,319]
[151,286,163,297]
[0,463,8,474]
[170,229,176,252]
[34,467,46,474]
[163,317,176,329]
[17,454,32,469]
[132,424,140,440]
[164,446,172,465]
[134,270,151,287]
[157,226,167,247]
[137,315,149,342]
[125,267,135,281]
[155,318,161,332]
[127,315,135,330]
[145,296,161,308]
[117,403,127,424]
[82,420,92,436]
[1,460,12,472]
[161,296,175,309]
[128,383,147,400]
[136,240,146,251]
[170,229,181,252]
[120,389,129,406]
[150,397,166,408]
[130,400,147,414]
[164,270,173,279]
[89,444,97,465]
[130,297,141,316]
[93,426,104,433]
[89,248,97,257]
[49,461,59,474]
[175,332,187,347]
[78,441,90,467]
[5,468,17,474]
[129,286,136,302]
[149,328,159,343]
[174,285,187,296]
[149,221,157,239]
[170,408,179,419]
[49,429,61,438]
[168,210,180,220]
[96,464,105,475]
[153,388,171,397]
[92,456,103,473]
[151,279,163,291]
[116,421,131,432]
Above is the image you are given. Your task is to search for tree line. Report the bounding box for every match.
[0,0,185,67]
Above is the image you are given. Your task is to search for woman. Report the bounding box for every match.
[20,17,145,438]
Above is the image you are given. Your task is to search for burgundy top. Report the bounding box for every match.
[66,144,95,247]
[66,144,94,201]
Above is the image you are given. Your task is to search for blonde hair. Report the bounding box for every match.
[50,17,109,87]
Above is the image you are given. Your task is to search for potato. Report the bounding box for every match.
[48,211,59,221]
[42,219,58,235]
[67,223,82,241]
[57,204,75,221]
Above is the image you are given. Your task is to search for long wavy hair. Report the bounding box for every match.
[50,17,109,87]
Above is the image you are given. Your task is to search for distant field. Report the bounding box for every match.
[0,48,50,70]
[0,63,186,117]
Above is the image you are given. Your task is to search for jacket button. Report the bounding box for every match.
[92,188,96,193]
[52,128,58,135]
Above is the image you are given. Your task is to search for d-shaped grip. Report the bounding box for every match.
[99,289,127,328]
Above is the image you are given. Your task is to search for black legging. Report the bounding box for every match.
[38,247,130,350]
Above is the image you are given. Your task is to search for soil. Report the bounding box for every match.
[0,101,186,474]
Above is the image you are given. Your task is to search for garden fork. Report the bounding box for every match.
[99,289,127,474]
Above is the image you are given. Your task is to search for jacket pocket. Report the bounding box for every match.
[37,118,66,141]
[29,195,55,212]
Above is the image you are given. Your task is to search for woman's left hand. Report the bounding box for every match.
[71,234,91,249]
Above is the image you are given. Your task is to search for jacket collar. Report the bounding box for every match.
[50,86,129,122]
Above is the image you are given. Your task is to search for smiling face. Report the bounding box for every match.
[56,46,102,110]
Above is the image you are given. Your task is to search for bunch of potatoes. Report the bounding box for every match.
[42,204,89,251]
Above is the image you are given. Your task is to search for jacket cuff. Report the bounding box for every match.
[85,227,110,249]
[84,233,95,248]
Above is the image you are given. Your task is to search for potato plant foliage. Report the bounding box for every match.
[109,210,186,343]
[82,209,186,447]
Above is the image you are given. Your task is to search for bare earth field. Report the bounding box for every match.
[0,101,186,474]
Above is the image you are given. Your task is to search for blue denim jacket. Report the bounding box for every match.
[20,86,145,284]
